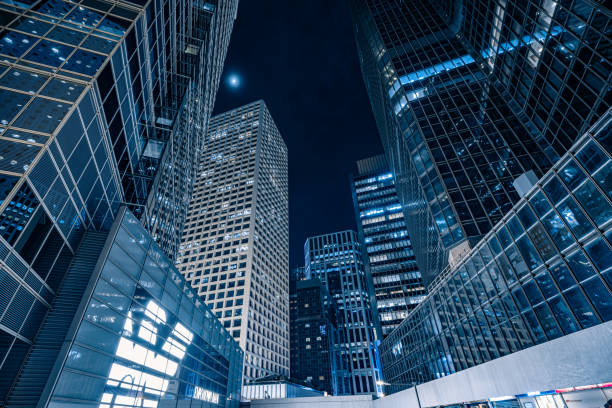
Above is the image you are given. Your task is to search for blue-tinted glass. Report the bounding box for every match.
[533,304,562,340]
[506,244,529,280]
[543,177,567,204]
[488,236,502,255]
[9,17,53,36]
[13,97,69,133]
[497,226,512,248]
[0,31,37,57]
[542,212,574,251]
[585,238,612,273]
[556,197,594,238]
[581,277,612,321]
[507,216,524,239]
[516,236,542,271]
[566,251,596,282]
[24,40,74,67]
[0,68,48,93]
[40,78,85,101]
[549,262,576,291]
[576,140,607,173]
[522,310,546,343]
[63,49,105,75]
[0,89,30,125]
[564,287,600,328]
[98,15,129,36]
[535,271,559,299]
[523,279,544,305]
[0,139,40,173]
[574,181,612,227]
[527,223,557,261]
[81,34,116,54]
[593,162,612,201]
[530,192,552,217]
[47,26,87,46]
[517,206,537,228]
[548,296,579,334]
[559,159,587,190]
[512,286,530,312]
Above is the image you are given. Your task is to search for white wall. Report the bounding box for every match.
[414,320,612,408]
[250,321,612,408]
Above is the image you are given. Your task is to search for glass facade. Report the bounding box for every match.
[43,208,243,408]
[305,231,384,396]
[350,154,427,337]
[0,0,238,402]
[349,0,611,284]
[379,112,612,393]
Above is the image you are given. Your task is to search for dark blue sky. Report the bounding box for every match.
[213,1,383,268]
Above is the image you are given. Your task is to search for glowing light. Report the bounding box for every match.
[227,74,241,88]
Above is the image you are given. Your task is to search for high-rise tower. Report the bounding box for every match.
[349,0,611,283]
[305,231,383,396]
[350,155,427,337]
[177,100,290,384]
[0,0,239,404]
[349,0,612,398]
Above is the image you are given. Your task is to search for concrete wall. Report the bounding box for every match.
[250,321,612,408]
[415,320,612,407]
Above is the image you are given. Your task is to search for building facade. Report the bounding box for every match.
[350,155,427,337]
[0,0,237,402]
[38,208,242,407]
[349,0,612,284]
[291,278,341,396]
[379,111,612,393]
[305,231,383,396]
[177,100,290,383]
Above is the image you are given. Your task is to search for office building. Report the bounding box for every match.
[349,0,612,398]
[289,266,305,380]
[349,0,612,284]
[350,155,427,337]
[380,110,612,393]
[291,278,341,395]
[305,231,383,396]
[0,0,238,403]
[177,100,290,383]
[15,207,242,407]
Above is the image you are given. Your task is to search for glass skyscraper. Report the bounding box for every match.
[350,154,427,337]
[0,0,238,403]
[379,111,612,393]
[305,231,384,396]
[349,0,611,396]
[349,0,611,283]
[177,100,290,384]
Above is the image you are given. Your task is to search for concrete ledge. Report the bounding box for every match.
[392,320,612,408]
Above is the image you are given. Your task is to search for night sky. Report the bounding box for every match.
[213,1,383,268]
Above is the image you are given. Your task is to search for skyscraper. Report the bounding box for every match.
[177,100,290,383]
[350,155,427,337]
[349,0,612,398]
[305,231,383,396]
[291,278,341,396]
[349,0,611,283]
[0,0,238,402]
[380,111,612,395]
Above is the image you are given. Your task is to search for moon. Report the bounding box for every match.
[228,74,240,88]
